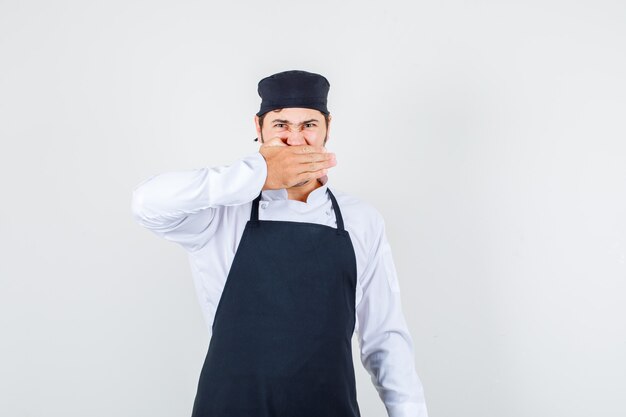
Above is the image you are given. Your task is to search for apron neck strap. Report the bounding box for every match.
[250,187,345,232]
[326,188,345,231]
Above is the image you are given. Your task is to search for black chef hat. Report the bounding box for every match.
[256,69,330,117]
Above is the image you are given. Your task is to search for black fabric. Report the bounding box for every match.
[191,188,361,417]
[256,70,330,117]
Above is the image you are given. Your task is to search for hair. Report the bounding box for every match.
[257,109,331,143]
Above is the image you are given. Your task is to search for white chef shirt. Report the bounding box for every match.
[131,150,428,417]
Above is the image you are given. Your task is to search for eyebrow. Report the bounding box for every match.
[271,119,320,125]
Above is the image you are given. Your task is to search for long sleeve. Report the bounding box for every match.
[355,213,429,417]
[131,150,267,252]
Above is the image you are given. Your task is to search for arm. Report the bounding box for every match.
[131,150,267,251]
[355,213,429,417]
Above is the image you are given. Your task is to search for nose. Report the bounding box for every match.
[286,129,306,145]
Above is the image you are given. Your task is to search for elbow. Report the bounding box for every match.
[131,187,149,226]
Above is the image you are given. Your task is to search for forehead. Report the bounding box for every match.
[265,107,324,123]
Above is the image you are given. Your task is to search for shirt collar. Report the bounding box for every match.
[261,174,329,204]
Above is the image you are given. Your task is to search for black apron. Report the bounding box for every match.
[191,187,361,417]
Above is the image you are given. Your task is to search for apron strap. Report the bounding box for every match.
[251,191,262,222]
[326,188,345,232]
[250,187,345,232]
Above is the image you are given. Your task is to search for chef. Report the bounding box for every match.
[131,70,429,417]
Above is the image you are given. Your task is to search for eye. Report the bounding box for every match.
[273,123,285,128]
[304,123,316,128]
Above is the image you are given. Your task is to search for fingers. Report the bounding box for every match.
[261,142,335,189]
[294,168,329,185]
[293,150,335,164]
[295,153,336,175]
[291,144,327,154]
[290,144,336,172]
[278,143,334,164]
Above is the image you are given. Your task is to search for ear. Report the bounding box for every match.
[326,114,332,140]
[254,115,262,142]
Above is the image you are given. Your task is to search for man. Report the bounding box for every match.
[131,70,429,417]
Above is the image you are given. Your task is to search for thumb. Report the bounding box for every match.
[264,136,288,147]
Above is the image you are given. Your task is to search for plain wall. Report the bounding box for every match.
[1,0,625,416]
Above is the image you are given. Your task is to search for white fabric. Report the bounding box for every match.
[131,150,429,417]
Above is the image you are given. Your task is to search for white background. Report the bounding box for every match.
[1,1,625,416]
